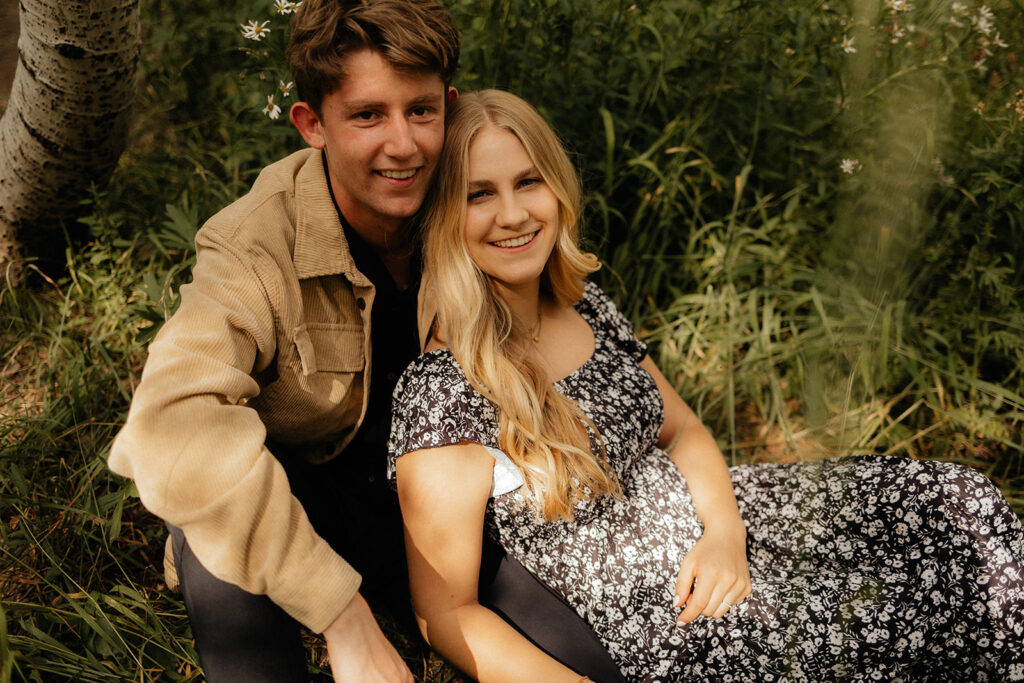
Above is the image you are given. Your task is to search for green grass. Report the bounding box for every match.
[2,0,1023,680]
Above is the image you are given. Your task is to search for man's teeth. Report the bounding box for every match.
[492,232,536,248]
[378,169,416,180]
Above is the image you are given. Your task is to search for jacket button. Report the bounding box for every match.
[357,297,366,310]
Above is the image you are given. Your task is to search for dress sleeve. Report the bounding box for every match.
[387,352,502,481]
[584,281,648,362]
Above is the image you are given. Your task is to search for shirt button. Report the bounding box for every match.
[356,298,366,310]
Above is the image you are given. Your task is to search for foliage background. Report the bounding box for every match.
[1,0,1022,680]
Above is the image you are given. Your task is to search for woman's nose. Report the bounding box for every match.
[496,194,529,227]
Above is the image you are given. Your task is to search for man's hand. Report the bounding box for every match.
[323,592,414,682]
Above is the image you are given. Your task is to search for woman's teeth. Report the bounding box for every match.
[492,232,536,248]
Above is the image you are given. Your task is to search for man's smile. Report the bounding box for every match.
[376,168,419,180]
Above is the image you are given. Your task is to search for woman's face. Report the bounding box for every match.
[462,125,560,301]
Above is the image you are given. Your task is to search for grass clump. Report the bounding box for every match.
[2,0,1023,680]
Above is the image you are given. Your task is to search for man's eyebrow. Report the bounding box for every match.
[340,93,443,114]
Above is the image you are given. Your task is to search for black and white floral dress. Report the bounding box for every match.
[388,282,1024,682]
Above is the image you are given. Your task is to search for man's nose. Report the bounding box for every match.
[384,117,417,158]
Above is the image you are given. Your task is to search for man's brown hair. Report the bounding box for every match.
[286,0,461,115]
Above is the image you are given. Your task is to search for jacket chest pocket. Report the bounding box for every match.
[292,323,365,376]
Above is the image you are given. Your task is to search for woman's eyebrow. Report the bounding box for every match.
[467,166,540,190]
[515,166,541,182]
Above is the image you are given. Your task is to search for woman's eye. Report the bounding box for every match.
[519,177,541,188]
[467,190,489,202]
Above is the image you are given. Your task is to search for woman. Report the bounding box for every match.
[387,90,1024,682]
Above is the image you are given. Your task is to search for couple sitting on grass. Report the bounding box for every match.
[111,1,1024,681]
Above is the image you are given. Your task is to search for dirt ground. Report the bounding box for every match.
[1,0,19,110]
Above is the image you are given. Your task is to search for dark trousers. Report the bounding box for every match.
[170,445,625,683]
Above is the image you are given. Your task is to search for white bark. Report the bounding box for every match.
[0,0,139,278]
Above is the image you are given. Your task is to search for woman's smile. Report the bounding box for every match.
[490,230,539,249]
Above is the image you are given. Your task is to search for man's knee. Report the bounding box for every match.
[168,525,308,683]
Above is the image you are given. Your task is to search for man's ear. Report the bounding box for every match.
[290,101,326,149]
[447,86,459,105]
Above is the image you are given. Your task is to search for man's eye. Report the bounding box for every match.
[411,106,432,117]
[354,111,378,121]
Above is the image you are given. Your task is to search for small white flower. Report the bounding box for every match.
[279,80,294,98]
[886,0,911,12]
[263,94,282,120]
[240,19,271,41]
[274,0,299,13]
[974,6,995,35]
[952,2,968,14]
[932,158,954,185]
[840,158,862,174]
[842,35,857,53]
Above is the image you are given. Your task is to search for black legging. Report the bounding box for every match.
[168,445,625,683]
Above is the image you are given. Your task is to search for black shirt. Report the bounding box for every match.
[326,165,422,483]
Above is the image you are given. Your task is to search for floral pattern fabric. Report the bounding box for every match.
[389,281,1024,682]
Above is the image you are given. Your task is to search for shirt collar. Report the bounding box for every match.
[291,149,371,287]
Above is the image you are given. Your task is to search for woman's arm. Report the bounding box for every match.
[396,442,585,683]
[639,356,752,623]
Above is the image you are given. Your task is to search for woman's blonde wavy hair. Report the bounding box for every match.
[422,89,621,521]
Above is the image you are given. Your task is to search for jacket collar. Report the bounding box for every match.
[288,149,435,348]
[291,150,371,288]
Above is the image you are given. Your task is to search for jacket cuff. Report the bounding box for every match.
[275,538,363,633]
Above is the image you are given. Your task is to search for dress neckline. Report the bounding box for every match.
[419,288,600,387]
[552,293,597,385]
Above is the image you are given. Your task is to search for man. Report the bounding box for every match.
[110,1,624,681]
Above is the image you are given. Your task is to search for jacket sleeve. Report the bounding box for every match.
[108,228,361,633]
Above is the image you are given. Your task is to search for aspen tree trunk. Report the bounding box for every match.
[0,0,139,281]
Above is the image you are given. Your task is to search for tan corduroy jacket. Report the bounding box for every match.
[109,148,433,632]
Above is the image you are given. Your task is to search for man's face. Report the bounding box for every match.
[303,49,447,238]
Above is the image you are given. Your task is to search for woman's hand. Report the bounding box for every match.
[674,521,751,623]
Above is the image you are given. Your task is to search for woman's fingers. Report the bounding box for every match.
[709,586,740,619]
[709,574,753,619]
[677,573,714,622]
[701,580,733,619]
[679,571,751,622]
[674,560,696,609]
